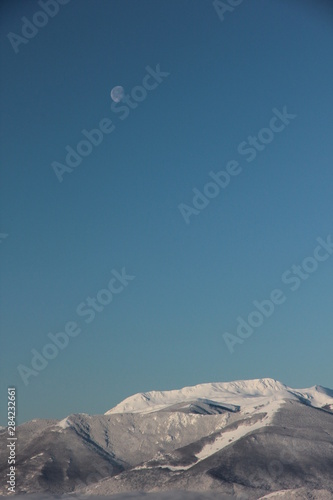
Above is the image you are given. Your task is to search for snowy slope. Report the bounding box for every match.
[1,378,333,498]
[105,378,333,415]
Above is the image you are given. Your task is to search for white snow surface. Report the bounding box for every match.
[105,378,333,415]
[57,417,70,429]
[195,398,282,462]
[134,399,284,472]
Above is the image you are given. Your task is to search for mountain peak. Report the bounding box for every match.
[105,378,333,415]
[4,379,333,498]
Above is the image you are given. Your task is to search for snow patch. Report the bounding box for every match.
[29,453,44,460]
[56,417,70,429]
[196,400,282,463]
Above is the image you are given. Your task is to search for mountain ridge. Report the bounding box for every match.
[105,377,333,415]
[1,378,332,498]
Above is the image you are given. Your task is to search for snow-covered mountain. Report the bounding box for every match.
[105,378,333,414]
[1,378,333,499]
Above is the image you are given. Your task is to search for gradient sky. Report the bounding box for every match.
[1,0,333,425]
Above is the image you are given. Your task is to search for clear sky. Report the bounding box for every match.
[1,0,332,425]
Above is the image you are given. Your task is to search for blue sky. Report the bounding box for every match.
[1,0,332,424]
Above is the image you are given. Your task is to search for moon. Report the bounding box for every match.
[110,86,124,103]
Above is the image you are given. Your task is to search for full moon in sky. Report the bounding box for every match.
[110,86,125,103]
